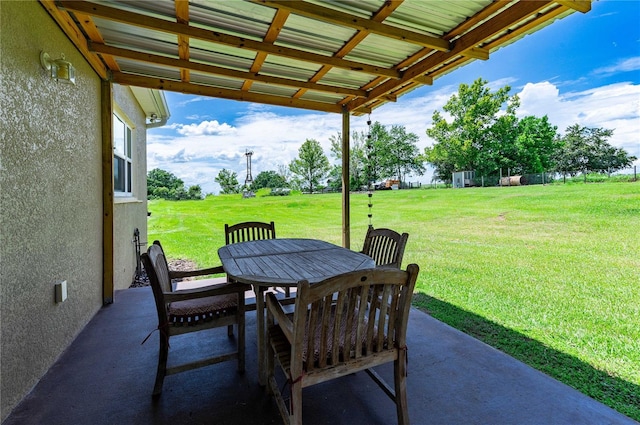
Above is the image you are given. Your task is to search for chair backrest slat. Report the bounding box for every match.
[225,221,276,245]
[345,288,359,359]
[387,286,400,342]
[306,300,319,372]
[318,296,333,368]
[362,227,409,269]
[330,290,347,365]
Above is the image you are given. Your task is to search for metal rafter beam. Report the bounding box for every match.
[292,0,404,101]
[56,1,401,79]
[555,0,591,13]
[253,0,451,52]
[41,0,587,116]
[347,0,554,111]
[74,12,120,70]
[353,0,573,116]
[111,72,360,114]
[175,0,190,82]
[242,8,290,91]
[89,42,367,98]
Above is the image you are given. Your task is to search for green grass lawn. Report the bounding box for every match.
[148,182,640,420]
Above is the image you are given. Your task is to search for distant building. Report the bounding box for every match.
[452,171,475,188]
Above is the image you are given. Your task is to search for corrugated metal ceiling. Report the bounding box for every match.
[40,0,591,115]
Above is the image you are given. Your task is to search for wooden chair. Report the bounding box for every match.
[361,227,409,269]
[266,264,420,425]
[225,221,276,244]
[141,241,249,398]
[225,221,290,297]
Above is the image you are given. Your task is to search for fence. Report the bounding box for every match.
[473,167,638,187]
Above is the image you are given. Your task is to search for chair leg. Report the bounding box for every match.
[152,333,169,398]
[238,317,245,373]
[237,291,246,373]
[290,378,302,425]
[394,351,409,425]
[266,334,274,396]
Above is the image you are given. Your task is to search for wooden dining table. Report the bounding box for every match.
[218,238,375,385]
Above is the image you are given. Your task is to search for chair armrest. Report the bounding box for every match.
[169,265,225,279]
[266,292,294,343]
[164,281,249,302]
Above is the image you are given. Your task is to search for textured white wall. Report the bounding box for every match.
[113,85,149,290]
[0,1,127,420]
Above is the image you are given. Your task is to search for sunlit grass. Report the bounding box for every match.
[148,182,640,420]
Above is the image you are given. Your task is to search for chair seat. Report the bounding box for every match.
[169,293,238,325]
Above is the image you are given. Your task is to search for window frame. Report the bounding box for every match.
[112,108,134,197]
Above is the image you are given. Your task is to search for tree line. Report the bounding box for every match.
[151,78,636,198]
[213,121,425,194]
[147,168,203,200]
[424,78,636,182]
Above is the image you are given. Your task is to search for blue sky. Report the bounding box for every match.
[148,0,640,195]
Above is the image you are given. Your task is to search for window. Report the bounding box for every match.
[113,113,133,195]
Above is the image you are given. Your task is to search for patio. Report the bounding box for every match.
[4,286,633,425]
[9,2,634,422]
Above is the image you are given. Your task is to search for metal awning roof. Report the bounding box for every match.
[41,0,591,116]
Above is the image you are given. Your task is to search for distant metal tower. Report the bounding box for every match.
[244,150,253,185]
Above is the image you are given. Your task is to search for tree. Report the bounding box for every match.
[379,125,425,184]
[148,168,184,197]
[329,131,367,190]
[289,139,331,193]
[605,147,638,175]
[424,78,519,182]
[147,168,202,200]
[187,185,202,199]
[365,122,391,183]
[512,115,559,174]
[215,168,241,194]
[338,122,425,187]
[276,164,292,186]
[479,112,519,176]
[554,125,636,177]
[326,165,344,192]
[251,170,288,190]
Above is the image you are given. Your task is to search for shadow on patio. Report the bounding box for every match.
[4,286,634,425]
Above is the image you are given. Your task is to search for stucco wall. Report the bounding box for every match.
[113,85,149,290]
[1,2,102,420]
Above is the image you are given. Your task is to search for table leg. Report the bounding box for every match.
[253,284,267,386]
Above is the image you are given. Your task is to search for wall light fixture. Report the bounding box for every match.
[40,51,76,84]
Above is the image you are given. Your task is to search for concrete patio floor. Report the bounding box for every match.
[4,286,635,425]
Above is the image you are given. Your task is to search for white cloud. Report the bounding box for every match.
[175,95,211,107]
[169,120,237,137]
[185,114,213,121]
[593,57,640,75]
[487,77,519,91]
[517,81,640,158]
